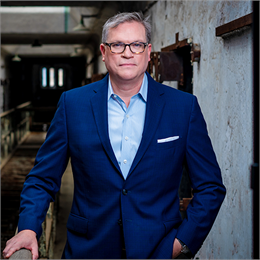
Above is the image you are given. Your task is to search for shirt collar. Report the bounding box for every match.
[107,73,148,102]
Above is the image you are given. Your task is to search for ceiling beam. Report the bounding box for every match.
[1,33,99,45]
[1,1,103,6]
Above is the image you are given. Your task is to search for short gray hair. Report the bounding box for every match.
[102,12,151,43]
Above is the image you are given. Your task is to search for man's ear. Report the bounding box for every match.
[147,43,152,62]
[100,44,106,61]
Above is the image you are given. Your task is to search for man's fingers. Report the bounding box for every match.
[2,239,16,258]
[2,230,38,259]
[3,247,19,259]
[31,246,39,260]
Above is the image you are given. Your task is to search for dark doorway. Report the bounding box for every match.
[8,56,86,130]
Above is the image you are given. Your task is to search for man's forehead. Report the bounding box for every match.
[107,21,146,41]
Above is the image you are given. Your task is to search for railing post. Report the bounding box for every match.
[1,102,32,168]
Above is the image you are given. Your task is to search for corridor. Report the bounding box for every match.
[0,1,257,258]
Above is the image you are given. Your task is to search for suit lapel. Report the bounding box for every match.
[90,75,122,175]
[127,74,166,178]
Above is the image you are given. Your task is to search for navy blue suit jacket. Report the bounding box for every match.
[18,72,226,259]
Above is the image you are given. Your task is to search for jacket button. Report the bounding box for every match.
[118,219,122,226]
[122,189,128,195]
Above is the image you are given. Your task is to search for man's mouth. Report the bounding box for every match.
[119,63,136,66]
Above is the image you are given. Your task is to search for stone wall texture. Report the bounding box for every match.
[147,1,253,258]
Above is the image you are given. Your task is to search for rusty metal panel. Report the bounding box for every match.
[216,12,253,37]
[147,52,160,82]
[159,51,183,82]
[148,51,183,83]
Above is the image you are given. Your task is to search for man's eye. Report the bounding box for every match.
[132,43,142,47]
[112,43,124,48]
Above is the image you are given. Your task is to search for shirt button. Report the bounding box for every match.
[126,115,129,118]
[123,159,127,164]
[113,94,117,98]
[125,136,129,141]
[122,189,128,195]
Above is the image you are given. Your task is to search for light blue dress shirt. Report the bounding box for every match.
[108,74,148,179]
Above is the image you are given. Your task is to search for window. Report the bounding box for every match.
[58,68,64,87]
[42,67,47,87]
[49,67,55,88]
[40,66,65,89]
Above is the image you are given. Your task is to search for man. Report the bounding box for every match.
[3,12,226,259]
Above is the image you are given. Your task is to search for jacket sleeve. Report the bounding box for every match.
[176,96,226,255]
[18,92,70,239]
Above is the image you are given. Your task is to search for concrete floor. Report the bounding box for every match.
[53,162,74,259]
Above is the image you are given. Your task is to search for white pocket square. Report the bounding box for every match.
[157,136,179,143]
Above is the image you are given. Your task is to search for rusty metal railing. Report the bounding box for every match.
[8,202,56,260]
[1,102,31,169]
[9,249,32,259]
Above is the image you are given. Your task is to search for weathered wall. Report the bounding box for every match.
[147,1,253,258]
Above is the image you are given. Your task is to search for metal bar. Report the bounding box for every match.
[216,12,253,37]
[161,33,190,52]
[16,101,31,110]
[1,102,32,167]
[16,117,30,128]
[0,101,31,117]
[0,108,15,118]
[161,39,189,52]
[9,249,32,260]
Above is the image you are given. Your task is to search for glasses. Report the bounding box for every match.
[104,42,148,54]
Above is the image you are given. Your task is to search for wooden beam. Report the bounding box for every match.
[216,12,253,37]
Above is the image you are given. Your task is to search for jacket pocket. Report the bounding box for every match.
[67,213,88,234]
[163,218,182,235]
[156,136,184,150]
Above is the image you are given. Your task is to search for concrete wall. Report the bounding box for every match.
[147,1,253,258]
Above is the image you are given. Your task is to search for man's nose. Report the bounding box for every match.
[122,45,133,57]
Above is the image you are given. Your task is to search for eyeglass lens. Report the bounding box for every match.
[110,42,145,53]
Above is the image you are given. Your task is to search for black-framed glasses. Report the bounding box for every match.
[104,42,148,54]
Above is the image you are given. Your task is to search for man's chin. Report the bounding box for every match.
[117,71,143,82]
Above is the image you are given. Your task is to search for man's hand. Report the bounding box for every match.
[172,238,182,259]
[2,230,38,260]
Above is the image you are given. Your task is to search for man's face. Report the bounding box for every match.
[100,21,152,84]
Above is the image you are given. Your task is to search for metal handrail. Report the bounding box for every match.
[1,102,31,168]
[0,108,15,118]
[9,249,32,260]
[8,202,56,260]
